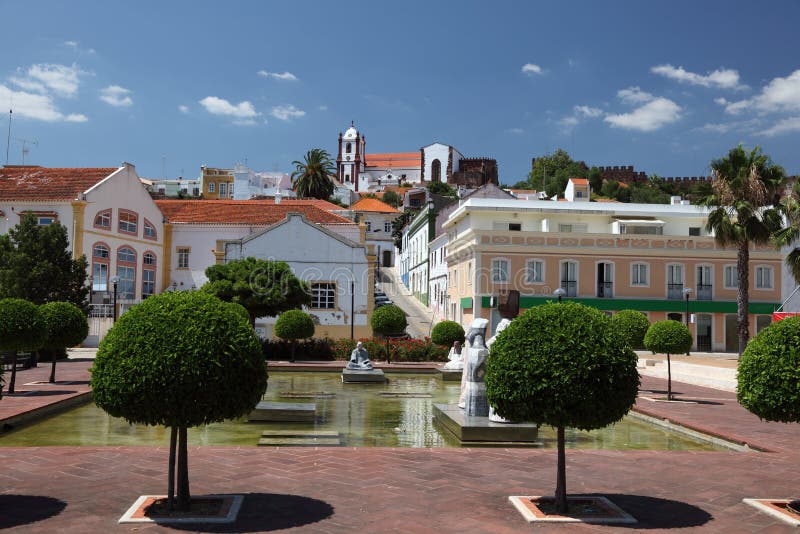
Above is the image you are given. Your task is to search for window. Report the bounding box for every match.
[118,210,138,234]
[756,266,773,289]
[527,260,544,283]
[467,262,472,285]
[509,223,522,231]
[561,261,578,296]
[365,221,372,231]
[311,283,336,309]
[177,247,190,269]
[631,263,648,286]
[93,243,110,259]
[92,262,108,292]
[384,221,391,232]
[219,183,227,196]
[558,223,587,233]
[667,264,684,299]
[143,219,157,240]
[689,227,701,236]
[619,224,663,235]
[116,266,135,299]
[724,265,738,289]
[37,216,55,225]
[346,142,352,154]
[143,252,156,266]
[491,259,509,282]
[142,269,155,297]
[118,247,136,263]
[576,191,584,198]
[208,182,215,193]
[94,210,111,229]
[431,159,441,182]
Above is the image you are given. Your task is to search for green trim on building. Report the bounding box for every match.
[460,297,473,309]
[479,295,778,315]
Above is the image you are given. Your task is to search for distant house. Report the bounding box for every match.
[348,197,401,267]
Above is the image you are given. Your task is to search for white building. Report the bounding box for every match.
[347,197,400,267]
[398,200,436,304]
[231,163,295,200]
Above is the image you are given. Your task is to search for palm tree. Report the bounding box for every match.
[701,145,786,355]
[291,149,335,200]
[774,180,800,285]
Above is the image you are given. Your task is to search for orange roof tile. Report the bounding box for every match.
[274,198,342,211]
[0,166,118,201]
[156,200,352,225]
[570,178,589,185]
[364,152,421,169]
[351,198,400,213]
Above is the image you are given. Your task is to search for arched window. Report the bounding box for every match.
[92,243,110,293]
[346,142,352,154]
[431,159,441,182]
[142,252,157,297]
[94,209,111,230]
[143,218,157,240]
[116,246,137,299]
[118,210,138,235]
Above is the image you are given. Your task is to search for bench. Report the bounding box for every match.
[1,352,34,371]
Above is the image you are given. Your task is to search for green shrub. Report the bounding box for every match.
[0,298,46,395]
[610,310,650,349]
[90,291,267,510]
[738,317,800,423]
[431,320,465,347]
[370,305,408,335]
[262,338,334,361]
[331,337,447,362]
[644,320,692,355]
[274,310,315,341]
[486,302,639,513]
[40,301,89,383]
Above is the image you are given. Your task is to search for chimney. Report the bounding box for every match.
[274,192,282,205]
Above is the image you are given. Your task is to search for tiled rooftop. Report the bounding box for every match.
[155,200,353,225]
[0,166,118,201]
[364,152,421,168]
[350,197,400,213]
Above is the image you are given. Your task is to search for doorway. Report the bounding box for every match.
[696,314,712,351]
[724,314,738,352]
[383,249,392,267]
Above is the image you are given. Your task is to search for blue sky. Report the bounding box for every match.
[1,0,799,184]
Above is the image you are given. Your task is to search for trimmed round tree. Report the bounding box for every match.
[274,309,315,363]
[431,320,465,347]
[738,317,800,512]
[644,320,692,401]
[91,291,267,511]
[0,298,46,395]
[486,302,639,514]
[40,302,89,384]
[610,310,650,350]
[370,304,408,363]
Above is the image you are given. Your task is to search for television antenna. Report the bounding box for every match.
[14,137,38,165]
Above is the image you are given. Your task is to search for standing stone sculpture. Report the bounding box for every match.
[443,340,464,370]
[487,319,513,423]
[461,318,490,417]
[346,341,373,370]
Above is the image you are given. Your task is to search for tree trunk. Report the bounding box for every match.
[555,426,567,514]
[49,350,57,383]
[385,338,391,364]
[737,241,750,356]
[666,353,672,400]
[8,352,18,394]
[290,340,296,363]
[168,427,177,510]
[176,426,191,511]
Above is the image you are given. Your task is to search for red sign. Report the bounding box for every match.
[772,312,800,321]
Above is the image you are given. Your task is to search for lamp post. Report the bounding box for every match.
[111,275,120,322]
[553,287,566,303]
[88,275,94,307]
[683,287,693,355]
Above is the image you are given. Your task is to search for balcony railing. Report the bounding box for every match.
[560,280,577,297]
[667,283,684,300]
[597,281,613,298]
[696,284,712,301]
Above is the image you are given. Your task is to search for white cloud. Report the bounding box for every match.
[0,84,87,122]
[574,105,603,118]
[270,104,305,121]
[63,41,95,54]
[759,116,800,137]
[20,63,83,97]
[605,93,682,132]
[651,64,746,90]
[178,105,189,114]
[505,127,525,134]
[318,105,328,111]
[521,63,543,76]
[558,105,603,133]
[199,96,260,120]
[693,119,760,134]
[723,69,800,115]
[99,85,133,107]
[257,70,298,81]
[64,41,78,48]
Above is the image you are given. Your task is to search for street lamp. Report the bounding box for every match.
[553,287,566,303]
[683,287,693,355]
[88,274,94,307]
[111,275,120,322]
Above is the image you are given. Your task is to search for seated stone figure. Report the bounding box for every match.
[346,341,373,370]
[443,340,464,370]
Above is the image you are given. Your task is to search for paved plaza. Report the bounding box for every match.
[2,358,800,532]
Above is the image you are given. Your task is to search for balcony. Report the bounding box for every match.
[560,280,577,297]
[667,283,684,300]
[597,281,613,298]
[696,283,712,301]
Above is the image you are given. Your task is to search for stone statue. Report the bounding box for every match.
[461,318,490,417]
[346,341,373,370]
[443,340,463,370]
[487,319,513,423]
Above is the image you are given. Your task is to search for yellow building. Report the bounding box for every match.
[201,166,235,199]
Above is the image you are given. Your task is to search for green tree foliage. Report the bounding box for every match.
[273,309,315,362]
[0,298,46,395]
[203,258,310,326]
[40,302,88,384]
[700,145,786,354]
[381,190,402,208]
[486,302,639,513]
[738,317,800,423]
[91,291,267,511]
[610,310,650,349]
[644,320,693,400]
[370,304,408,363]
[0,214,89,311]
[427,181,458,199]
[291,148,336,200]
[430,320,465,346]
[391,209,416,251]
[527,149,588,197]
